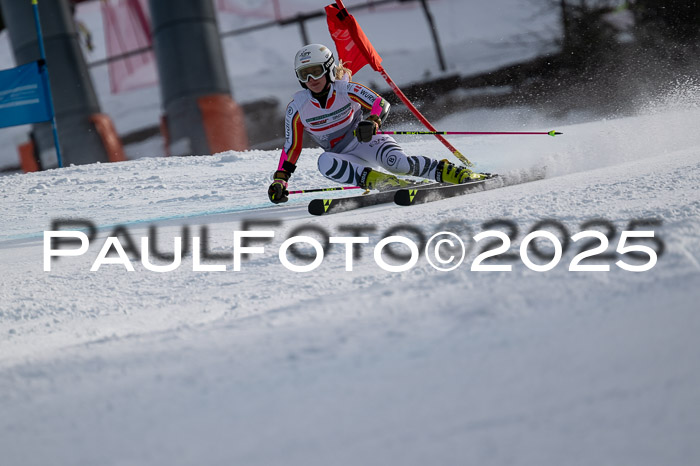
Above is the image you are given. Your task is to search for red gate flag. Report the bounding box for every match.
[325,4,382,74]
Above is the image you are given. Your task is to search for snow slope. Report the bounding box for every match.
[1,99,699,464]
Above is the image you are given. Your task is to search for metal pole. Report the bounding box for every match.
[150,0,247,155]
[298,16,310,44]
[31,0,63,168]
[419,0,446,72]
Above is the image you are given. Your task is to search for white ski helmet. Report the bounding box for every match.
[294,44,337,88]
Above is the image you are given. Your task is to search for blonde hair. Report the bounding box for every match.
[335,60,353,81]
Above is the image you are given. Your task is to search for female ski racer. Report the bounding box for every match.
[268,44,478,204]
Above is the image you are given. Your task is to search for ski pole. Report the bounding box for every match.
[288,186,363,195]
[378,130,563,136]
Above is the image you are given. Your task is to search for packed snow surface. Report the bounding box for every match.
[1,98,699,464]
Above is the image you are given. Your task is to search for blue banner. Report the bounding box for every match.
[0,61,53,129]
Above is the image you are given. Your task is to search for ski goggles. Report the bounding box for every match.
[296,64,326,83]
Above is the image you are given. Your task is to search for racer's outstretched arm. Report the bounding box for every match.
[269,102,304,204]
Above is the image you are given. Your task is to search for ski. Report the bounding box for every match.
[394,169,546,206]
[307,167,544,214]
[308,182,441,216]
[394,176,496,206]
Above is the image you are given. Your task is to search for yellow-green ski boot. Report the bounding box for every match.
[359,168,414,191]
[436,160,488,184]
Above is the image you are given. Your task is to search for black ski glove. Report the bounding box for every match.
[355,115,381,143]
[268,170,290,204]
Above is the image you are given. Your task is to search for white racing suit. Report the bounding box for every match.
[276,79,440,185]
